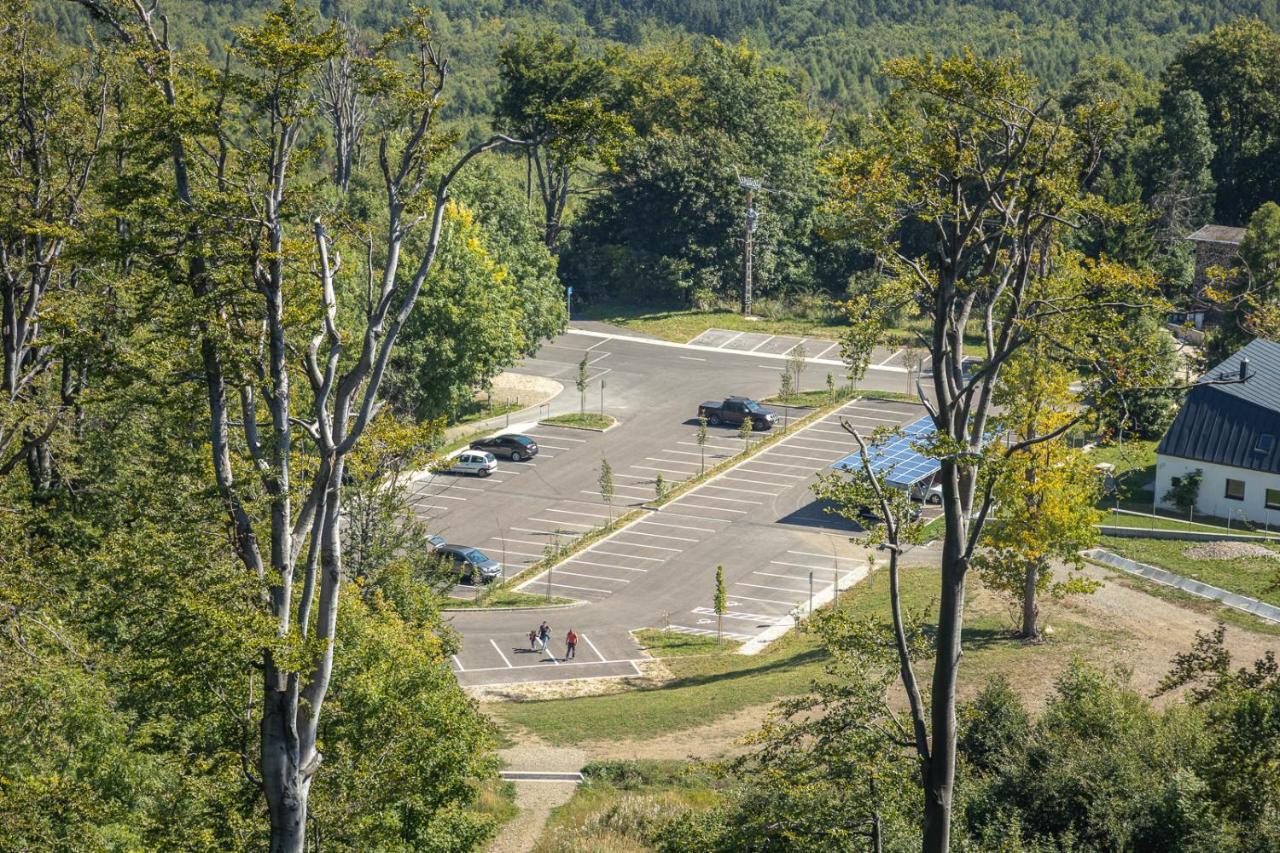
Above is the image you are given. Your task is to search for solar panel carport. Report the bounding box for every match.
[832,415,941,488]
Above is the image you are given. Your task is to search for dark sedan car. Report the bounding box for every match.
[436,545,503,584]
[469,433,539,461]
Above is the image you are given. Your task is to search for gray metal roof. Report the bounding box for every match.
[1186,224,1247,245]
[1156,339,1280,475]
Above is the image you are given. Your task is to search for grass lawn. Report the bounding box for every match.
[578,304,843,343]
[540,412,617,430]
[1098,535,1280,605]
[491,565,1121,746]
[762,389,842,407]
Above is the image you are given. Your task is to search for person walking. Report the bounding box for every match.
[565,628,577,660]
[528,628,537,651]
[538,621,551,653]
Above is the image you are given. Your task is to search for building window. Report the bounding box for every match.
[1256,434,1276,455]
[1267,489,1280,511]
[1225,479,1246,501]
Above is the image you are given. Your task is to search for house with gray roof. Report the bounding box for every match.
[1155,338,1280,525]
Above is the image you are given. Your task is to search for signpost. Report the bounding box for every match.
[565,285,573,320]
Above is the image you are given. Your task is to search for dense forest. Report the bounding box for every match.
[5,0,1280,850]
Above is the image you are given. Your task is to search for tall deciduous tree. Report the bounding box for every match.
[495,31,631,251]
[66,2,521,849]
[824,52,1160,849]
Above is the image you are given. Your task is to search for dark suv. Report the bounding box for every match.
[469,433,539,461]
[436,545,503,584]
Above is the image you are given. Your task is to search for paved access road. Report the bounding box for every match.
[447,391,933,687]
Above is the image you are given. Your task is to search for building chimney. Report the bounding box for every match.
[1239,356,1250,381]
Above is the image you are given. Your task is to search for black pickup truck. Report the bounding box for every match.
[697,397,777,430]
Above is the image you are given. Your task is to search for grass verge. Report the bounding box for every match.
[1097,535,1280,606]
[539,412,617,431]
[490,565,1121,746]
[445,589,576,609]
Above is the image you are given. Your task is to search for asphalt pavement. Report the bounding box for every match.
[433,325,932,687]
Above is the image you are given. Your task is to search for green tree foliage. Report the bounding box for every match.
[561,39,836,305]
[1162,19,1280,226]
[1204,201,1280,363]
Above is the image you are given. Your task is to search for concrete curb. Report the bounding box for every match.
[536,417,620,433]
[1097,525,1280,543]
[1084,548,1280,624]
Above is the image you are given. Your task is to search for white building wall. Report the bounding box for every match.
[1155,454,1280,527]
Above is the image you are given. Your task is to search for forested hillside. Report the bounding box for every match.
[38,0,1280,110]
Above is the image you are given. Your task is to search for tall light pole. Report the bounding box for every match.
[740,177,761,316]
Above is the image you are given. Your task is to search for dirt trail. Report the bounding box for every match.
[486,743,585,853]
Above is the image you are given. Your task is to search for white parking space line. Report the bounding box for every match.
[580,633,606,661]
[668,625,754,642]
[525,579,611,595]
[557,569,630,584]
[646,457,699,466]
[737,581,806,594]
[788,550,864,562]
[543,508,612,520]
[661,449,716,458]
[771,560,839,571]
[718,331,745,348]
[729,592,796,606]
[490,538,549,548]
[677,441,740,453]
[568,559,648,572]
[717,475,787,488]
[489,639,513,669]
[829,412,910,424]
[637,519,716,533]
[812,342,839,360]
[689,491,762,504]
[589,549,665,562]
[630,465,697,476]
[417,492,468,501]
[693,606,791,626]
[451,654,465,672]
[510,527,568,536]
[749,334,776,352]
[877,348,904,366]
[700,484,777,497]
[739,459,814,470]
[755,570,813,583]
[672,501,748,513]
[609,539,683,551]
[611,473,655,480]
[530,518,594,529]
[735,468,808,480]
[534,443,572,450]
[497,549,544,558]
[620,529,698,542]
[414,504,448,511]
[679,355,706,362]
[786,435,857,447]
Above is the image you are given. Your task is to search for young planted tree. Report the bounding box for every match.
[67,3,522,849]
[738,414,753,453]
[972,352,1103,641]
[787,341,807,392]
[826,370,836,403]
[696,415,709,474]
[778,367,794,403]
[598,456,614,524]
[714,564,726,643]
[576,351,588,416]
[824,53,1162,849]
[654,471,666,502]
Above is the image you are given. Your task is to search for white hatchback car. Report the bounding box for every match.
[451,450,498,477]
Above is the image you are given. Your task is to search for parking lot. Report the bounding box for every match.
[448,391,937,687]
[687,327,930,373]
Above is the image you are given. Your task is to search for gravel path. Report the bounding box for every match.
[486,743,585,853]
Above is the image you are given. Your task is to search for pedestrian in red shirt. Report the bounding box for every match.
[565,628,577,660]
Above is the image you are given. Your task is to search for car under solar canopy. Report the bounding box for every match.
[831,415,941,488]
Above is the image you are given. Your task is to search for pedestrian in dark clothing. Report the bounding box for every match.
[565,628,577,659]
[528,629,537,651]
[538,622,551,653]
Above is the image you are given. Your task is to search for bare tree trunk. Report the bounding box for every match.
[923,503,964,853]
[1022,562,1040,641]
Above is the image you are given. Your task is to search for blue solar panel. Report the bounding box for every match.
[832,416,940,487]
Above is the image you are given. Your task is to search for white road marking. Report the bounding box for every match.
[525,432,587,442]
[770,560,836,571]
[671,501,748,513]
[521,579,611,595]
[787,550,864,562]
[812,342,839,360]
[738,459,814,470]
[646,457,699,466]
[679,356,706,362]
[489,639,513,669]
[589,548,664,562]
[718,330,746,348]
[690,490,762,504]
[649,511,731,523]
[667,625,753,641]
[489,538,550,548]
[451,654,465,672]
[568,559,648,572]
[607,539,682,551]
[749,334,776,352]
[458,656,646,674]
[557,569,629,584]
[878,347,904,366]
[692,606,791,626]
[529,518,594,528]
[677,441,740,452]
[739,581,807,594]
[637,519,715,533]
[581,633,606,661]
[755,570,813,582]
[699,484,777,497]
[729,592,797,606]
[618,529,697,542]
[543,508,611,519]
